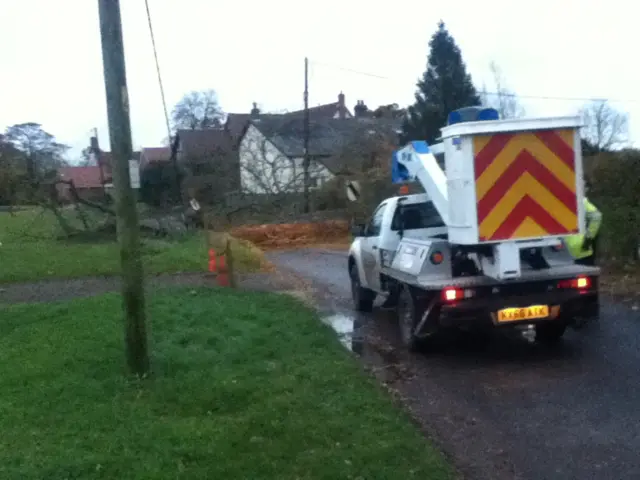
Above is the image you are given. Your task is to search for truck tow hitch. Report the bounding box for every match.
[516,324,537,343]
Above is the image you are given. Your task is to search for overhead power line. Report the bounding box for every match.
[144,0,181,200]
[309,60,640,105]
[144,0,172,141]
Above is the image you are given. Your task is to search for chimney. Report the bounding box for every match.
[354,100,369,118]
[250,102,260,118]
[338,92,346,119]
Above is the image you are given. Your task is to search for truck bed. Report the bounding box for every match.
[382,263,600,290]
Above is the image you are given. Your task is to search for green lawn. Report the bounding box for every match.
[0,208,264,283]
[0,289,452,479]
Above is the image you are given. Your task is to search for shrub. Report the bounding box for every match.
[584,149,640,262]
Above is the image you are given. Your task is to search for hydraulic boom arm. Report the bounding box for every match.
[392,140,449,225]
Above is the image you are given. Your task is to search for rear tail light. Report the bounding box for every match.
[557,276,591,289]
[441,286,475,302]
[442,287,460,301]
[576,277,590,289]
[551,241,564,252]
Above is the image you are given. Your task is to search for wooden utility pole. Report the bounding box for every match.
[303,57,311,213]
[98,0,150,376]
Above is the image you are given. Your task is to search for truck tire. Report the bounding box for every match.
[349,263,375,312]
[536,322,567,345]
[396,287,423,352]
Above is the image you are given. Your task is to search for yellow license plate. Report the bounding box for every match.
[497,305,549,323]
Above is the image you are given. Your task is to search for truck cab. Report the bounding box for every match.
[350,194,446,295]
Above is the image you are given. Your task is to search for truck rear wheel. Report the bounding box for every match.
[397,287,425,352]
[349,263,375,312]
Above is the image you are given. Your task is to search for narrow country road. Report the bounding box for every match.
[268,248,640,480]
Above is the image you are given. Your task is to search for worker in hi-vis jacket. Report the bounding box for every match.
[565,197,603,266]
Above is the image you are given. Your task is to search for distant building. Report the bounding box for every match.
[238,116,401,194]
[140,146,171,170]
[57,148,141,202]
[56,166,106,202]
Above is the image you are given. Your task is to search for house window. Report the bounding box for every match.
[309,177,325,188]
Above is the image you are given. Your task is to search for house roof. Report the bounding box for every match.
[225,96,353,142]
[178,94,356,161]
[176,128,234,159]
[95,151,140,172]
[58,166,105,188]
[285,101,352,120]
[248,117,402,174]
[225,113,284,141]
[140,146,171,169]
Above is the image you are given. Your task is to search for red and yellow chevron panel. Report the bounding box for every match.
[473,129,579,241]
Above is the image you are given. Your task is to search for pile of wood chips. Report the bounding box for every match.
[230,220,350,249]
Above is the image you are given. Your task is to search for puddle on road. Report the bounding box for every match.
[322,313,364,354]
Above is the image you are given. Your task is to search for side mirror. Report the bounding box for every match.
[350,223,366,237]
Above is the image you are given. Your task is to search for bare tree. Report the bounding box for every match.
[480,61,525,119]
[580,99,629,153]
[4,123,69,182]
[171,90,225,131]
[312,124,400,220]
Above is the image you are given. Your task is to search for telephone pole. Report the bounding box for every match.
[303,57,311,213]
[98,0,150,376]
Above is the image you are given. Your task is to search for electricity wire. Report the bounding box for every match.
[309,60,639,105]
[144,0,172,141]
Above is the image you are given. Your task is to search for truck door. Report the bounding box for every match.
[361,202,387,291]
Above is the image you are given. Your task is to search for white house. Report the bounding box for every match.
[238,116,404,194]
[238,120,334,194]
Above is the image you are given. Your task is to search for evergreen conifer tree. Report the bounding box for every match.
[402,21,481,144]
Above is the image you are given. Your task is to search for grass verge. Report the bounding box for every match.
[0,209,265,283]
[0,289,453,479]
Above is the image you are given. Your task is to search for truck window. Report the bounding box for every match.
[366,203,387,236]
[391,201,445,230]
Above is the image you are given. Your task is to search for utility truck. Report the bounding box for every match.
[347,106,600,349]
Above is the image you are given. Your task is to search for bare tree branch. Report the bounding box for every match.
[480,61,525,119]
[580,99,629,153]
[52,179,115,215]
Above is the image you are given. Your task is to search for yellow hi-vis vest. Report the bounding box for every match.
[565,198,602,259]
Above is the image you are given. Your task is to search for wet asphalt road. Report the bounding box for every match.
[268,248,640,480]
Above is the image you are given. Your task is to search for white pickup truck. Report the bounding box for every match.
[347,107,600,351]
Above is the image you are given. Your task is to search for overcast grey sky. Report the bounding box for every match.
[0,0,635,161]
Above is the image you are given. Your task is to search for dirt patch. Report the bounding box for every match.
[0,271,306,306]
[230,221,349,249]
